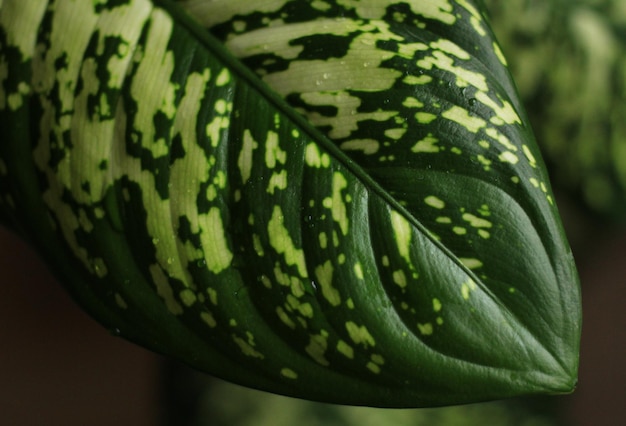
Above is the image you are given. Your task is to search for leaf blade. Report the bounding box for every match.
[0,0,580,406]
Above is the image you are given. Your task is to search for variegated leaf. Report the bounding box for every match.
[0,0,580,407]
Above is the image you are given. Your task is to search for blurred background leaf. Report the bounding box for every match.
[485,0,626,220]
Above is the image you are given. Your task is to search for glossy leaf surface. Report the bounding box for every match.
[0,0,580,407]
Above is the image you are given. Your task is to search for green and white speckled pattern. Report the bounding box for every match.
[0,0,580,407]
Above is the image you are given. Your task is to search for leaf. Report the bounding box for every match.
[0,0,580,407]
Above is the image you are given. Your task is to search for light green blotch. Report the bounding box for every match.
[345,321,375,347]
[477,154,491,171]
[475,91,521,125]
[408,0,456,24]
[305,143,330,168]
[200,311,217,328]
[265,131,286,168]
[523,145,538,168]
[456,0,486,35]
[267,170,288,194]
[238,130,258,183]
[7,81,30,111]
[412,134,440,153]
[461,279,477,300]
[499,151,519,165]
[233,334,264,359]
[493,42,508,66]
[436,216,452,224]
[274,264,292,287]
[318,232,328,249]
[114,293,128,310]
[315,261,341,307]
[453,227,467,235]
[263,49,401,99]
[0,0,48,60]
[346,298,355,309]
[402,96,424,108]
[460,258,483,270]
[327,172,349,235]
[232,20,246,32]
[367,362,381,374]
[418,323,433,336]
[340,139,380,155]
[268,206,308,278]
[180,289,197,307]
[276,307,296,329]
[385,128,407,140]
[425,195,445,209]
[207,287,218,305]
[418,51,488,91]
[300,91,397,140]
[201,208,233,274]
[99,1,153,89]
[393,269,407,289]
[442,106,486,133]
[128,8,179,155]
[280,368,298,380]
[338,0,455,22]
[371,353,385,365]
[297,302,314,319]
[253,234,265,257]
[206,185,218,202]
[430,39,470,60]
[216,68,231,86]
[415,112,437,124]
[206,101,232,148]
[390,211,412,266]
[462,213,492,229]
[150,264,183,315]
[404,74,433,85]
[486,127,517,151]
[306,332,330,366]
[354,263,364,280]
[478,230,490,239]
[433,298,442,312]
[337,340,354,359]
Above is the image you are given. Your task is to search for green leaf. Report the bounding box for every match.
[0,0,580,407]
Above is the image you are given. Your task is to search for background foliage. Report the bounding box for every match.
[486,0,626,219]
